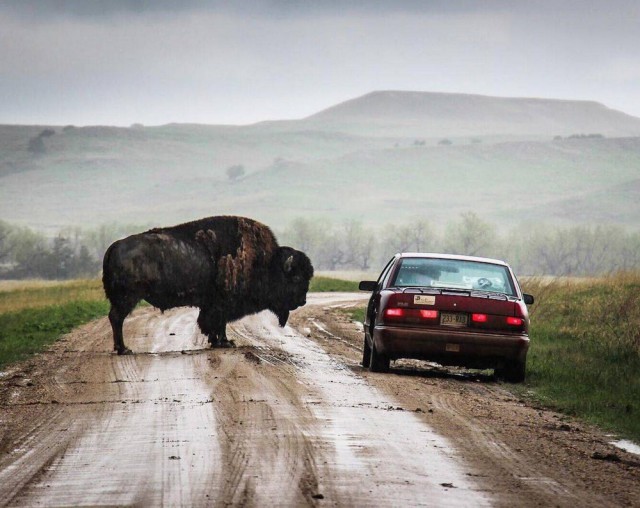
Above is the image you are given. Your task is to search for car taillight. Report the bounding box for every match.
[385,308,405,317]
[506,316,524,326]
[384,308,439,321]
[471,313,488,323]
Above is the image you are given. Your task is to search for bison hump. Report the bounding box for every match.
[195,229,218,258]
[216,218,278,292]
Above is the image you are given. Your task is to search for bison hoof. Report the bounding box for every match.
[117,348,133,355]
[211,339,236,349]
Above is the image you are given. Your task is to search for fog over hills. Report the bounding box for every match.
[1,91,639,233]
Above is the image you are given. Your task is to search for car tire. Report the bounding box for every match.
[498,361,526,383]
[362,335,371,367]
[369,341,390,373]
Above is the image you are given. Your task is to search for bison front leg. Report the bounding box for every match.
[215,324,236,348]
[197,307,235,348]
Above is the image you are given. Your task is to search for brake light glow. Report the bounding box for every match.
[506,316,524,326]
[385,308,405,317]
[472,313,488,323]
[384,307,439,320]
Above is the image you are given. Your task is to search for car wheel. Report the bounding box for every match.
[362,335,371,367]
[498,361,526,383]
[369,341,390,373]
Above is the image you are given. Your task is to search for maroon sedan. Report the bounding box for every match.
[359,253,534,382]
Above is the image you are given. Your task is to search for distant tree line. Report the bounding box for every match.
[0,221,146,280]
[281,213,640,276]
[553,133,605,141]
[1,214,639,280]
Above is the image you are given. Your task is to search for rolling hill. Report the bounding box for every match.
[1,91,639,233]
[258,91,640,138]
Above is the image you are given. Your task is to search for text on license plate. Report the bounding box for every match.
[441,312,468,327]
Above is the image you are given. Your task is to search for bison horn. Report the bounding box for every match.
[284,255,294,273]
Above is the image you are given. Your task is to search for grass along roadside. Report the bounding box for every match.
[0,301,110,370]
[309,276,359,292]
[519,273,640,441]
[0,279,105,314]
[0,279,110,371]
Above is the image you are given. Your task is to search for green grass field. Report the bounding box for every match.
[2,122,639,231]
[519,274,640,440]
[0,301,110,369]
[309,276,359,292]
[0,279,110,369]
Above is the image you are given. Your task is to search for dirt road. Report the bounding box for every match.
[0,293,638,506]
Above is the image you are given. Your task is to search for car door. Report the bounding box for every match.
[365,256,396,341]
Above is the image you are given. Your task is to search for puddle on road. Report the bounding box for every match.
[240,310,492,506]
[611,439,640,456]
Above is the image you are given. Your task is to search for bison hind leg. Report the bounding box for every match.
[108,297,138,355]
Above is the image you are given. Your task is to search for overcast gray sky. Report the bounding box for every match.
[1,0,639,126]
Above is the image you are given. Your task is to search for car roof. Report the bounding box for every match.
[398,252,510,267]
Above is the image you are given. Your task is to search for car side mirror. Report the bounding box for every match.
[359,280,377,292]
[523,293,535,305]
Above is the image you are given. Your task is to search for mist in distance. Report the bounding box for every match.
[1,0,639,126]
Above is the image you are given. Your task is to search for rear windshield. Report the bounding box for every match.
[391,257,517,296]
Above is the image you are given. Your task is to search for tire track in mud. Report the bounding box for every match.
[0,407,74,504]
[0,318,112,506]
[228,313,492,506]
[1,310,222,507]
[207,352,322,506]
[427,388,583,504]
[1,307,331,507]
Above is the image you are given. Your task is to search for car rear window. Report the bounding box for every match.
[391,257,516,296]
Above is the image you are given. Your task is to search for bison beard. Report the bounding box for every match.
[102,216,313,354]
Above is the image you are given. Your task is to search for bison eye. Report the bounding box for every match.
[292,275,302,282]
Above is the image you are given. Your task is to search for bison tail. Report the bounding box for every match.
[102,241,120,302]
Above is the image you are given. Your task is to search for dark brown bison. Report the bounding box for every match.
[102,216,313,354]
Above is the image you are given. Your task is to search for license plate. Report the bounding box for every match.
[445,343,460,352]
[414,295,435,305]
[441,312,468,327]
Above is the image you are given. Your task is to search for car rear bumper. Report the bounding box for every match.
[372,325,529,368]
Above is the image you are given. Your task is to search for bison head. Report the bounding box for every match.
[269,246,314,327]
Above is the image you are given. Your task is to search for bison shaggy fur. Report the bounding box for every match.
[103,216,313,354]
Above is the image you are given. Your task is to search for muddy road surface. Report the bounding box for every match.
[1,293,638,507]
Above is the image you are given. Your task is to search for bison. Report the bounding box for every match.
[102,216,313,354]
